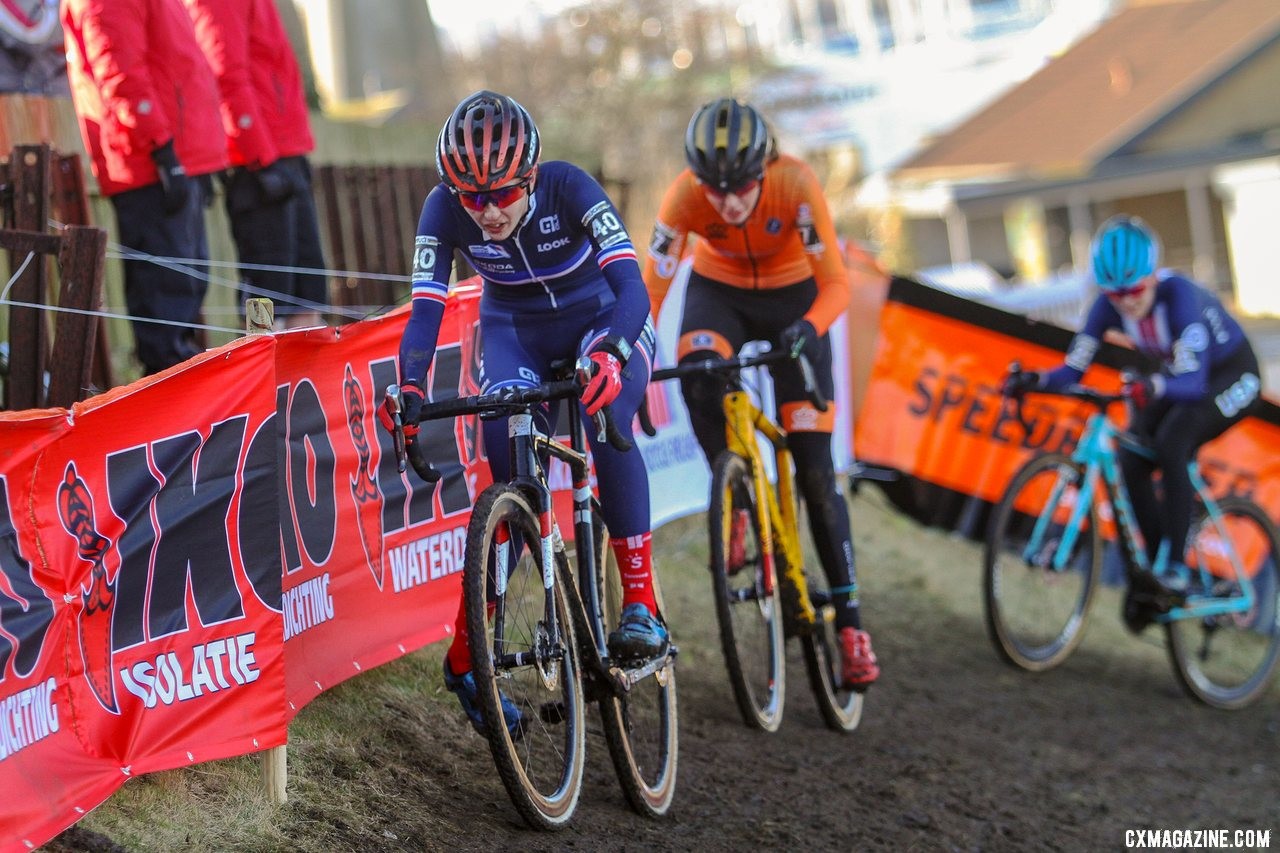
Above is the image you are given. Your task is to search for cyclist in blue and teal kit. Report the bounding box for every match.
[1005,215,1262,620]
[380,90,667,735]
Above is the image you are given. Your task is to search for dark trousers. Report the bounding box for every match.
[222,156,327,318]
[111,179,210,375]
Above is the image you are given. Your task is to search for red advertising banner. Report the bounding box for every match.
[1,335,285,852]
[275,283,490,712]
[854,278,1280,523]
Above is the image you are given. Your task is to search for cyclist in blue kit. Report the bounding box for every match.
[1005,215,1262,615]
[378,90,666,735]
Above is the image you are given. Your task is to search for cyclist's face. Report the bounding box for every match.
[704,179,762,225]
[1106,274,1157,318]
[459,171,534,241]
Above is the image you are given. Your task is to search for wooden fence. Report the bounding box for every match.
[1,143,108,409]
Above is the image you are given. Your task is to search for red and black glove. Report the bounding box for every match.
[1121,374,1162,409]
[579,351,623,416]
[377,382,424,438]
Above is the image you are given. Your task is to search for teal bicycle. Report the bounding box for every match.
[984,365,1280,709]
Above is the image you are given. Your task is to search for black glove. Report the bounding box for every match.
[253,160,297,205]
[150,139,190,215]
[1001,370,1042,397]
[779,318,818,358]
[1122,373,1162,409]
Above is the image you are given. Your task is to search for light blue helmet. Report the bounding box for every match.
[1091,215,1160,291]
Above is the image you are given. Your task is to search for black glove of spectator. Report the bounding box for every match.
[151,139,190,215]
[253,160,297,205]
[779,318,818,358]
[1001,370,1042,397]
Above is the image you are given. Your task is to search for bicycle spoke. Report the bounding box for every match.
[710,451,785,731]
[1165,496,1280,709]
[464,485,584,830]
[984,453,1101,671]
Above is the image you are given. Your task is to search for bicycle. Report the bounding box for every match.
[647,348,863,733]
[385,357,678,829]
[986,364,1280,709]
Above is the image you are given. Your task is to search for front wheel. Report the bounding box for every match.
[984,453,1102,671]
[594,502,678,818]
[1165,495,1280,709]
[709,451,786,731]
[464,484,586,830]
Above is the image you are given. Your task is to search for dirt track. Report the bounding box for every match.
[362,492,1280,851]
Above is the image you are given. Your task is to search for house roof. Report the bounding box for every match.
[894,0,1280,183]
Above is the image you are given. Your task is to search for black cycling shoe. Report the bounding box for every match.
[1122,587,1155,634]
[1123,570,1187,633]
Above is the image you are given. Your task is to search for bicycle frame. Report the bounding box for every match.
[499,398,671,694]
[722,388,815,626]
[1025,404,1258,623]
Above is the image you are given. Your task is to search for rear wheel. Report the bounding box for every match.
[595,504,678,817]
[1166,495,1280,709]
[709,451,785,731]
[464,484,585,830]
[800,563,864,732]
[984,453,1102,671]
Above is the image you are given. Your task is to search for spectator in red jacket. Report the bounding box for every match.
[62,0,227,375]
[182,0,328,330]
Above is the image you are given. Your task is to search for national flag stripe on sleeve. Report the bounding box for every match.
[597,245,637,269]
[411,280,449,305]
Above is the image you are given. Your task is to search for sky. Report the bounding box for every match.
[426,0,584,51]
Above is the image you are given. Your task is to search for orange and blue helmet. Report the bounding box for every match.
[684,98,772,192]
[1091,215,1160,291]
[435,90,540,193]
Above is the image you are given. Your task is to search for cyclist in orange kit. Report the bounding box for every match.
[643,98,886,689]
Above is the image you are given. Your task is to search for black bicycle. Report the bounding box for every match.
[386,358,678,828]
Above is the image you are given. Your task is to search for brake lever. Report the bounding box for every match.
[573,356,608,444]
[796,351,829,413]
[385,383,407,474]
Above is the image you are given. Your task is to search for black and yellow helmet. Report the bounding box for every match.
[684,98,771,192]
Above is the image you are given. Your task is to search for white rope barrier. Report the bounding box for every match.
[0,251,36,302]
[0,297,244,334]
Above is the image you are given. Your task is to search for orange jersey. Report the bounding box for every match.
[643,154,851,335]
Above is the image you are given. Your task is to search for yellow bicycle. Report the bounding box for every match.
[649,349,863,732]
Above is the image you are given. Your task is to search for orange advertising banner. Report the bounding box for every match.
[854,278,1280,527]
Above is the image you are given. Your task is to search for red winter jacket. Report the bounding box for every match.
[182,0,315,169]
[61,0,227,196]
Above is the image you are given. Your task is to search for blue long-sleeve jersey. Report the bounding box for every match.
[1044,271,1248,402]
[398,160,650,385]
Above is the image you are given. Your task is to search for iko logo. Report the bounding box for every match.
[539,215,560,234]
